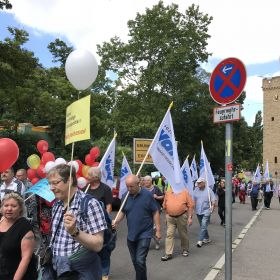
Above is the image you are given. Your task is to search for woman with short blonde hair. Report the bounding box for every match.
[0,192,37,279]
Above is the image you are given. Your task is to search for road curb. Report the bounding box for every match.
[203,207,263,280]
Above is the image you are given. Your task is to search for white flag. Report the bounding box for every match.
[181,158,194,196]
[190,155,198,181]
[253,164,262,183]
[263,160,270,180]
[99,136,116,188]
[119,154,132,199]
[199,143,215,188]
[149,106,185,193]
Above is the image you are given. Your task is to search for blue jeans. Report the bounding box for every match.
[196,214,211,241]
[98,246,111,276]
[127,238,151,280]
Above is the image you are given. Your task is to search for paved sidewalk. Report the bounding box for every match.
[215,196,280,280]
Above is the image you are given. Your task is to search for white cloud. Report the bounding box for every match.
[4,0,280,125]
[7,0,280,65]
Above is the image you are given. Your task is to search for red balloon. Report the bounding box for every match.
[90,147,100,161]
[37,164,46,178]
[41,152,55,165]
[31,177,40,185]
[27,168,37,180]
[0,138,19,172]
[37,140,49,154]
[85,154,94,166]
[92,162,99,167]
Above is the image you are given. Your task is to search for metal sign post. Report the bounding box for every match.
[209,57,246,280]
[225,123,233,280]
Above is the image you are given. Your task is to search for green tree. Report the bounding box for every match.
[97,1,228,170]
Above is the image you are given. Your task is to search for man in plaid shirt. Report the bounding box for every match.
[47,164,107,279]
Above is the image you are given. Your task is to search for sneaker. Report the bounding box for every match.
[197,241,203,248]
[161,254,172,261]
[182,250,189,257]
[202,239,212,244]
[155,243,160,250]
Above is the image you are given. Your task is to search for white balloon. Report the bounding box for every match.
[65,49,99,90]
[68,160,79,172]
[45,161,55,173]
[55,157,67,166]
[77,177,88,189]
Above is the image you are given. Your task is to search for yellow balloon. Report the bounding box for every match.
[82,165,90,178]
[27,154,41,169]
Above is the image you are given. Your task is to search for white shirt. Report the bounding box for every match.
[0,177,26,201]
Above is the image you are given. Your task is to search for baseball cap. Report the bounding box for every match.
[197,177,206,183]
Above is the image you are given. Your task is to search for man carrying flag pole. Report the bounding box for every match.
[193,142,216,248]
[263,160,273,209]
[113,102,188,279]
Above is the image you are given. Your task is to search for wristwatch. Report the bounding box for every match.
[70,228,80,238]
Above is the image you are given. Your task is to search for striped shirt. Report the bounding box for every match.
[51,189,107,256]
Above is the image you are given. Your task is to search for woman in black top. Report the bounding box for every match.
[0,192,37,280]
[217,180,226,226]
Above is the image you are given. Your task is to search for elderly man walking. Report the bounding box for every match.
[113,174,161,280]
[193,177,216,248]
[161,187,194,261]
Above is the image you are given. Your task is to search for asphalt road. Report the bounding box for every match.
[109,197,257,280]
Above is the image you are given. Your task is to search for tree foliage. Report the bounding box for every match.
[0,1,263,175]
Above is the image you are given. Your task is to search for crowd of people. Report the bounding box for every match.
[0,165,278,280]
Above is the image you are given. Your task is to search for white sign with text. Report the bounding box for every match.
[213,103,241,123]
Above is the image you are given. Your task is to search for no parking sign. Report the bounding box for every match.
[209,57,246,105]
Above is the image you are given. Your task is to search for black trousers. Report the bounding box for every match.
[218,206,225,224]
[264,192,273,208]
[251,197,258,210]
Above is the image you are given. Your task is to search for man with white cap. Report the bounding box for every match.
[193,177,216,248]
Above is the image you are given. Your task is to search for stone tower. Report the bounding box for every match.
[263,76,280,179]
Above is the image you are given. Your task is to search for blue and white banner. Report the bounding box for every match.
[25,178,55,202]
[253,164,262,183]
[199,143,215,188]
[190,155,198,181]
[181,157,194,196]
[119,154,132,199]
[99,136,116,188]
[149,106,185,193]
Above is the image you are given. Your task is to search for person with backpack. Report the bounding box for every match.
[112,174,161,280]
[45,164,107,280]
[84,166,114,280]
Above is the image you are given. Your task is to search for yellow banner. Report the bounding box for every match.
[133,138,153,164]
[65,95,91,145]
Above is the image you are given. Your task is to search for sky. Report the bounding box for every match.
[1,0,280,126]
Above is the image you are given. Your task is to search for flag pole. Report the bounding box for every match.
[66,142,75,211]
[114,102,173,222]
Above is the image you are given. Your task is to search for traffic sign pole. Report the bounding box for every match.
[209,57,246,280]
[225,123,233,280]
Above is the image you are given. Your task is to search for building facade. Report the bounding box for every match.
[263,76,280,179]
